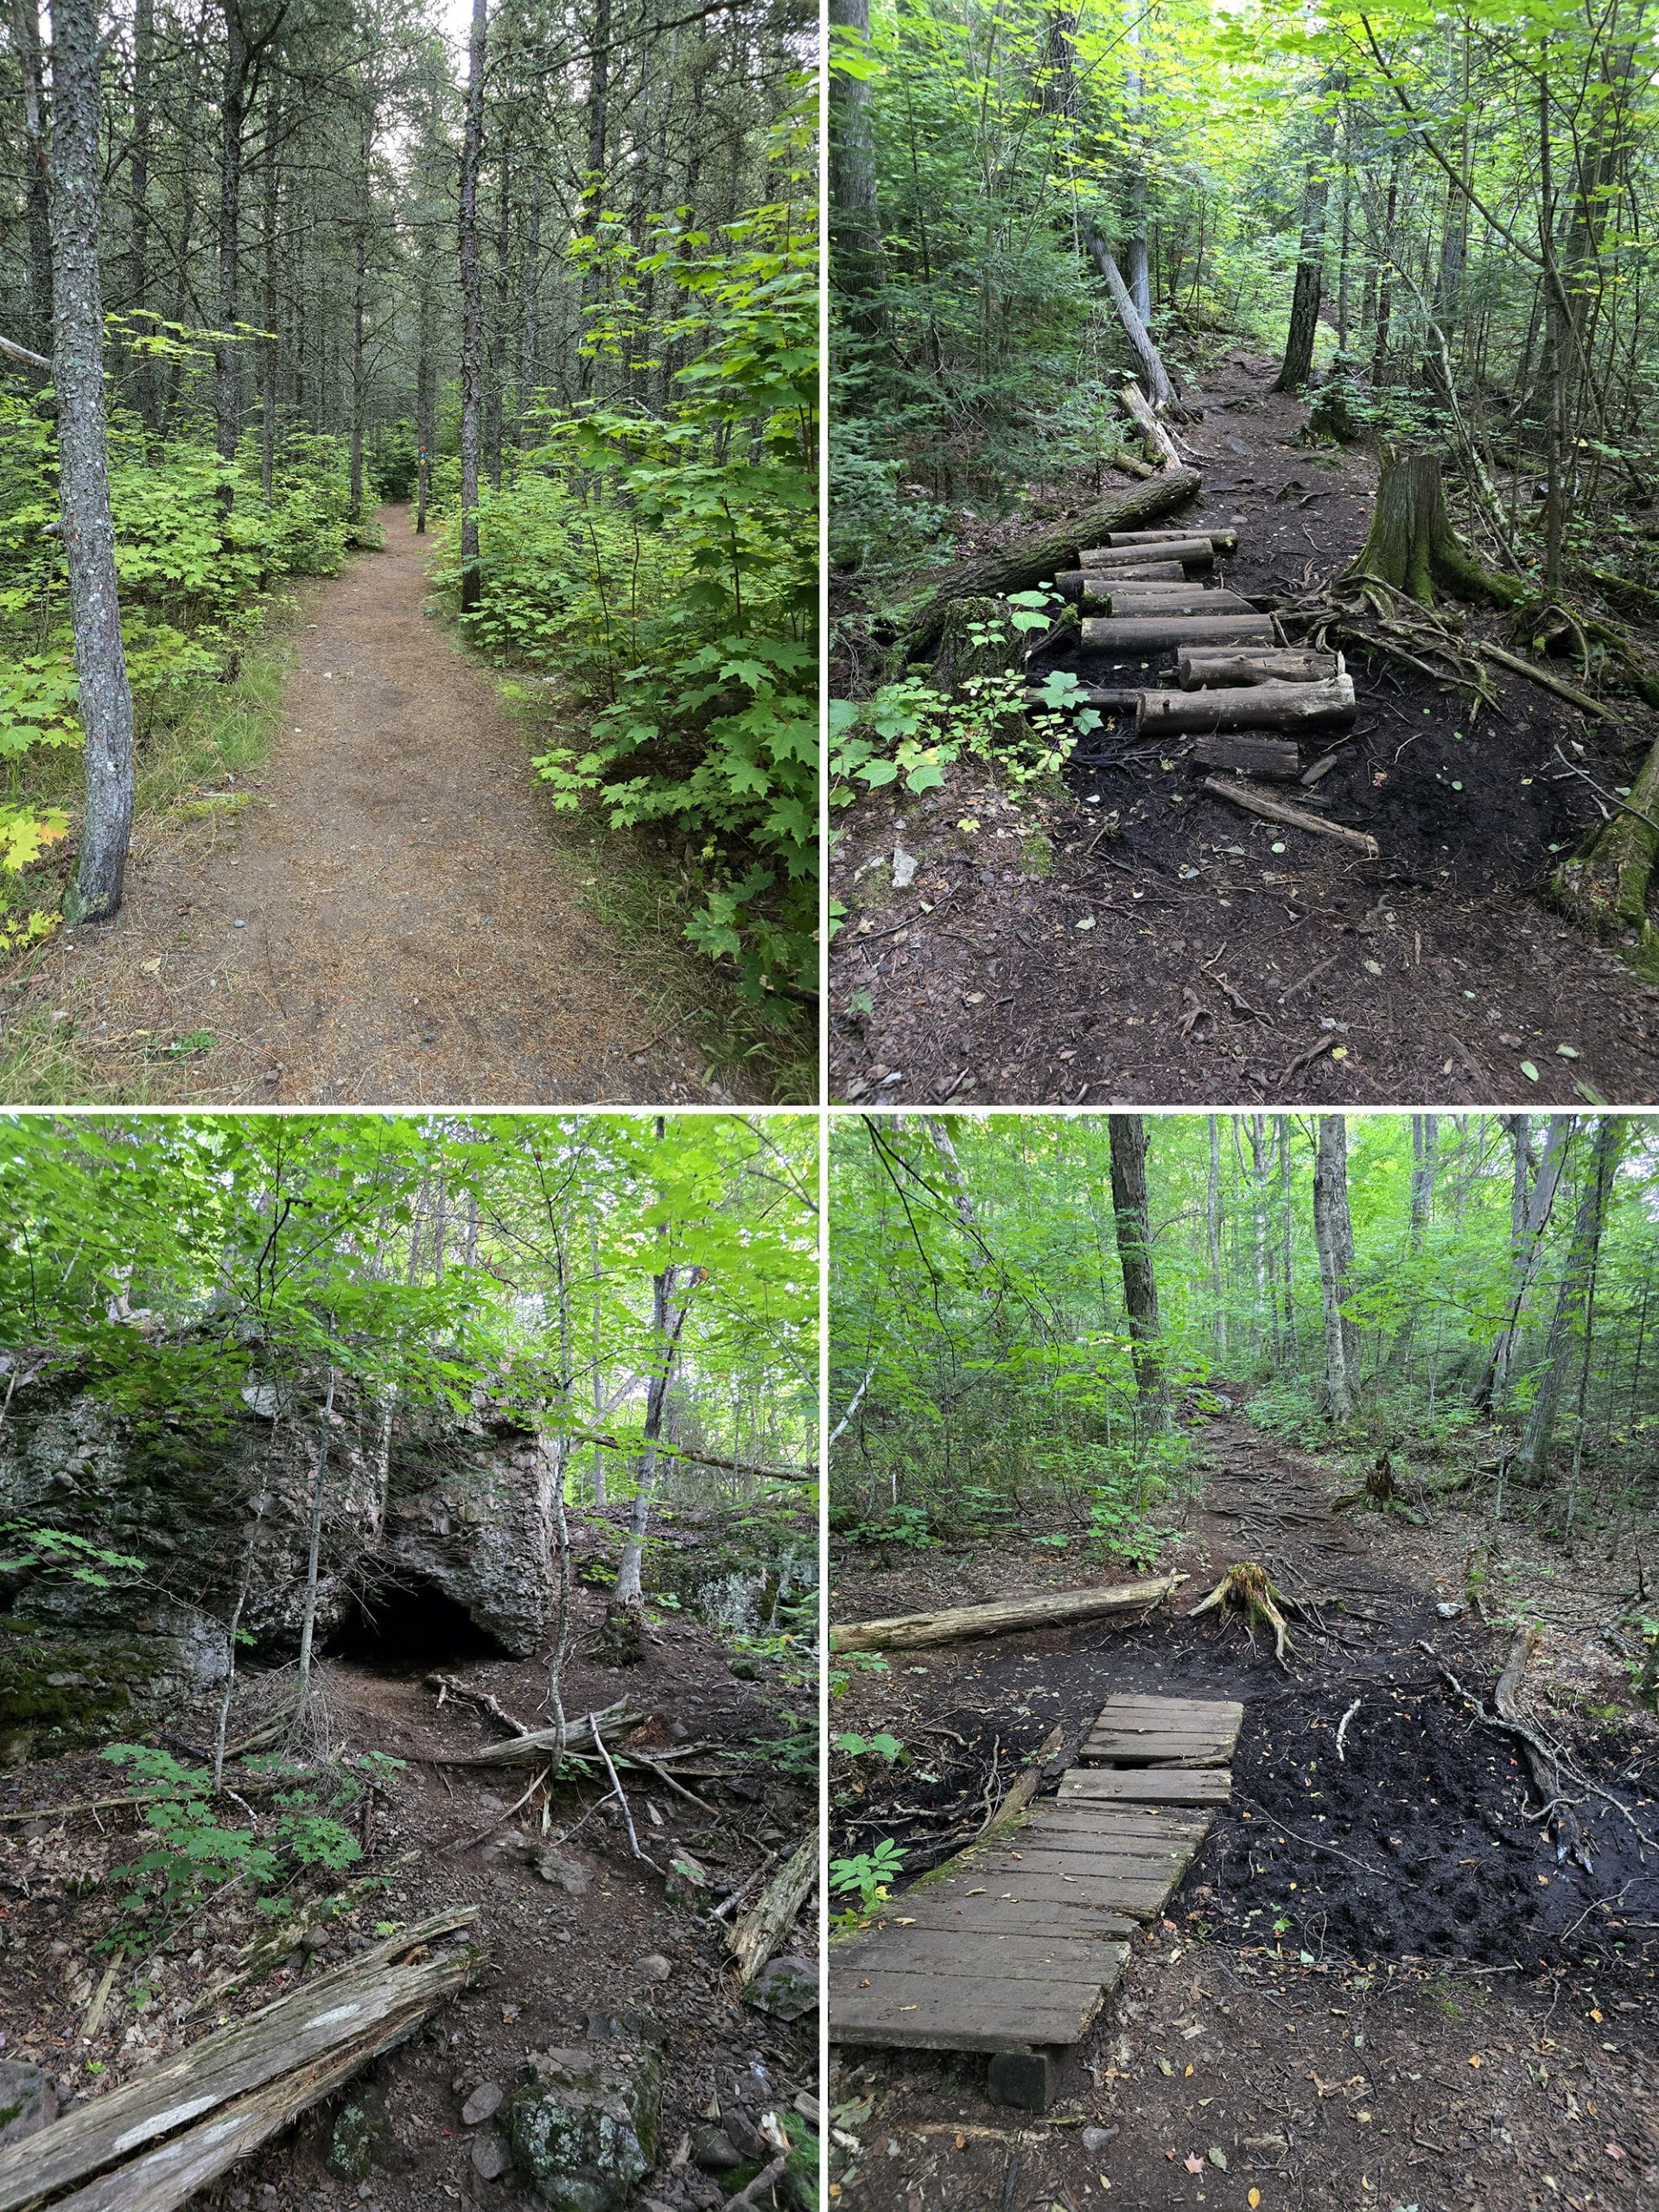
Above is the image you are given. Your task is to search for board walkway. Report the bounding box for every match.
[829,1694,1243,2107]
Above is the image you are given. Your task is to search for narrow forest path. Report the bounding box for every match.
[21,505,727,1106]
[831,358,1659,1108]
[829,1413,1659,2210]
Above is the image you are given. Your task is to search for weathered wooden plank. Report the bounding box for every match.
[834,1931,1126,1983]
[870,1896,1137,1941]
[925,1872,1174,1915]
[0,1914,481,2212]
[1058,1766,1233,1805]
[830,1973,1108,2052]
[1021,1805,1214,1838]
[993,1831,1203,1868]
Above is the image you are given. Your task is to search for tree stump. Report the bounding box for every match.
[932,594,1030,696]
[1346,448,1522,607]
[1552,727,1659,980]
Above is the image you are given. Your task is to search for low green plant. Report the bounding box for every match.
[833,1730,905,1763]
[829,668,1087,806]
[829,1835,906,1912]
[0,1525,146,1587]
[99,1744,361,1956]
[843,1502,934,1548]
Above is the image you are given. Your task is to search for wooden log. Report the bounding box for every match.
[0,1915,481,2212]
[1198,775,1379,856]
[728,1834,818,1984]
[1137,676,1355,735]
[1082,614,1276,652]
[829,1576,1175,1654]
[1021,685,1144,710]
[1095,588,1252,617]
[1192,734,1302,777]
[1054,562,1185,597]
[900,469,1202,654]
[1107,528,1239,553]
[1116,380,1185,470]
[429,1699,644,1767]
[1177,648,1341,688]
[1076,541,1215,571]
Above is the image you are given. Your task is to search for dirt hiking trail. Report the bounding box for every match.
[21,505,728,1105]
[829,1411,1659,2211]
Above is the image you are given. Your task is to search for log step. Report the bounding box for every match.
[1056,562,1185,595]
[1082,614,1276,652]
[1075,541,1214,572]
[1178,647,1343,689]
[1192,734,1302,778]
[1092,588,1253,617]
[1101,528,1239,553]
[1136,676,1355,736]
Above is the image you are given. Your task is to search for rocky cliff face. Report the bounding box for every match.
[0,1365,553,1761]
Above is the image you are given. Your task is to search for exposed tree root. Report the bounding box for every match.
[1189,1560,1296,1665]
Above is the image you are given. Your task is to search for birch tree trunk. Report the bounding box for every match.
[49,0,137,926]
[1084,226,1176,409]
[1109,1114,1164,1428]
[457,0,487,611]
[1313,1115,1361,1419]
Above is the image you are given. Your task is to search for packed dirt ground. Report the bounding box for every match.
[826,1408,1659,2210]
[6,506,753,1108]
[830,359,1659,1107]
[0,1579,818,2209]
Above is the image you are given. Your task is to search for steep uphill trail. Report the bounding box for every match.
[16,505,730,1106]
[828,1414,1659,2210]
[830,359,1659,1108]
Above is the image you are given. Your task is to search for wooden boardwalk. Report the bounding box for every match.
[830,1694,1243,2107]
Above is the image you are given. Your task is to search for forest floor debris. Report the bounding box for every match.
[830,358,1659,1106]
[0,1581,817,2210]
[6,507,744,1108]
[828,1406,1659,2209]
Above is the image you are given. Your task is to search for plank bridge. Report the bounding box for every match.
[830,1694,1243,2109]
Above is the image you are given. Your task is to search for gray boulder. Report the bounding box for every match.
[505,2043,663,2212]
[0,2062,53,2147]
[745,1952,820,2023]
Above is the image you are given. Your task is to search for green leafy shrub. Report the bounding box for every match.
[432,111,818,1005]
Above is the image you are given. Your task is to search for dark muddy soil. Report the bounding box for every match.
[0,1581,817,2210]
[827,1412,1659,2210]
[830,359,1659,1106]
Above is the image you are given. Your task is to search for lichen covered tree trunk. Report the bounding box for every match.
[1109,1113,1165,1429]
[456,0,487,611]
[1313,1114,1361,1419]
[1347,448,1522,607]
[49,0,137,925]
[1552,728,1659,979]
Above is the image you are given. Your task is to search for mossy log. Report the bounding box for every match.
[1551,725,1659,980]
[1346,449,1523,607]
[900,467,1202,657]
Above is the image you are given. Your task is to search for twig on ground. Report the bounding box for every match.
[591,1713,664,1874]
[444,1764,553,1855]
[1236,1795,1389,1876]
[722,2151,789,2209]
[1335,1699,1361,1763]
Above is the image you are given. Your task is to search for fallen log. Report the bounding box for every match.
[899,468,1202,656]
[1106,528,1238,553]
[427,1699,645,1768]
[1178,648,1341,688]
[1096,588,1253,617]
[829,1576,1177,1654]
[1199,775,1379,856]
[980,1722,1066,1838]
[0,1913,481,2212]
[1022,684,1145,710]
[1076,540,1214,571]
[1082,614,1276,652]
[728,1834,818,1984]
[1138,676,1355,735]
[1192,734,1302,778]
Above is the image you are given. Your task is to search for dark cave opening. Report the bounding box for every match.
[327,1575,506,1673]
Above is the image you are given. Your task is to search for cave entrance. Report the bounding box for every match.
[327,1575,505,1674]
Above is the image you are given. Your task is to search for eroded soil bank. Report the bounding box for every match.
[828,1412,1659,2211]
